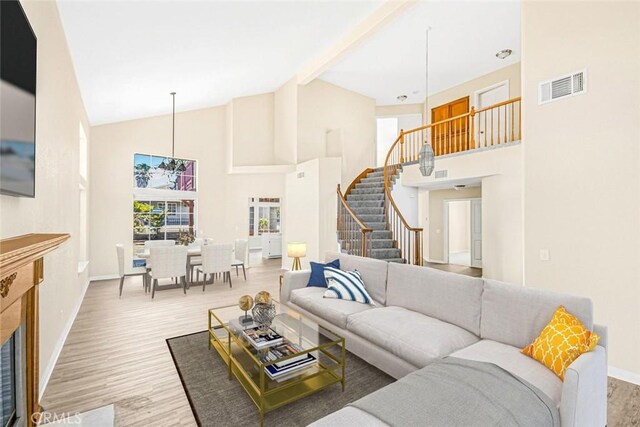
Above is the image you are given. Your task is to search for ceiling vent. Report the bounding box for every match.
[539,69,587,105]
[434,170,448,179]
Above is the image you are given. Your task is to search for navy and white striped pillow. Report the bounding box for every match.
[322,267,375,305]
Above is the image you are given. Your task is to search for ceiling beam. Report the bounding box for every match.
[296,0,418,85]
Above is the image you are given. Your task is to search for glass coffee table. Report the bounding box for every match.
[208,301,346,426]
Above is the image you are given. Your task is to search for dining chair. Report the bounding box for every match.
[149,245,188,299]
[231,239,248,280]
[143,240,176,288]
[116,244,147,297]
[196,244,233,291]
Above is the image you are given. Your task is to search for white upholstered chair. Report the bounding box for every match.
[116,244,147,297]
[231,239,248,280]
[149,245,188,299]
[196,244,233,291]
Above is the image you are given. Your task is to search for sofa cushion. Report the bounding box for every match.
[481,279,593,349]
[385,263,483,336]
[346,306,479,368]
[308,259,340,287]
[451,339,563,405]
[325,252,389,305]
[323,268,375,305]
[290,287,375,329]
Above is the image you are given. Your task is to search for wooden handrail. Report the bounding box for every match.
[383,138,422,233]
[381,96,522,265]
[337,184,372,233]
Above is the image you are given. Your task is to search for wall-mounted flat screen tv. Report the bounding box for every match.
[1,0,37,198]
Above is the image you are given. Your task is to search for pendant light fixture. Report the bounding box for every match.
[158,92,186,172]
[419,27,435,177]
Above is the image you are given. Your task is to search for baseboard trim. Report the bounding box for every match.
[609,366,640,386]
[424,258,446,264]
[39,278,91,399]
[89,274,119,281]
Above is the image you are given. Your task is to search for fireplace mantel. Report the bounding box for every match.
[1,233,69,427]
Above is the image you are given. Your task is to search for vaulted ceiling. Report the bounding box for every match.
[321,1,521,106]
[58,0,383,125]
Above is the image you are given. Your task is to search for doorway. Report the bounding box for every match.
[444,198,481,268]
[376,114,422,167]
[474,81,509,148]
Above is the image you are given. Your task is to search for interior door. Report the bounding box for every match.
[431,97,469,155]
[475,82,509,148]
[470,199,482,268]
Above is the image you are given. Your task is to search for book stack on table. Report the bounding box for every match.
[241,326,317,381]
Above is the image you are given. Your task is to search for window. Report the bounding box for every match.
[133,153,196,191]
[133,153,198,267]
[248,197,280,236]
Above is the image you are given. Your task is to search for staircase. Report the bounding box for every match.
[343,168,404,263]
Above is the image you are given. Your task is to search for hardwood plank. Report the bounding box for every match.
[41,258,282,426]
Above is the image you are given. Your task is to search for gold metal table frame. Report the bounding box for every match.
[208,302,346,426]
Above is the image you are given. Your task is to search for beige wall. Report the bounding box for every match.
[0,0,91,394]
[425,62,521,123]
[282,158,341,269]
[298,79,376,187]
[274,78,298,164]
[522,1,640,375]
[448,200,472,254]
[89,107,284,277]
[405,144,523,284]
[427,188,480,261]
[231,93,275,166]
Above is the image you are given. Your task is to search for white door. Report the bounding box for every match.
[470,199,482,268]
[474,81,509,148]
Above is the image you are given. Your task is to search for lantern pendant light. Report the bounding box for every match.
[419,27,435,177]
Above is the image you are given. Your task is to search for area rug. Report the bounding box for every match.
[166,331,394,426]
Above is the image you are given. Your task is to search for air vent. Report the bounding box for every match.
[539,69,587,104]
[297,171,305,179]
[434,170,448,179]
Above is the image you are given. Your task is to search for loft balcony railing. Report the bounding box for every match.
[383,97,521,265]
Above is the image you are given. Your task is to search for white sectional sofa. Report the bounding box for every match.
[280,252,608,427]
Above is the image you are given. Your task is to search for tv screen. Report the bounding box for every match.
[1,0,37,198]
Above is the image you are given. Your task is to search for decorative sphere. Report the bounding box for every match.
[254,291,272,305]
[238,295,254,311]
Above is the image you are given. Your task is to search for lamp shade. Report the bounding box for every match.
[287,242,307,258]
[419,143,435,176]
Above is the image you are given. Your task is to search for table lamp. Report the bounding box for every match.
[287,242,306,271]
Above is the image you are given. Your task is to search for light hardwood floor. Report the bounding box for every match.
[42,258,640,426]
[41,257,283,426]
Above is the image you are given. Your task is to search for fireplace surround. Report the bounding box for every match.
[0,234,69,427]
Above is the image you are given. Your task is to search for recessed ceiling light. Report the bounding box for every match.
[496,49,512,59]
[412,90,419,95]
[397,95,408,102]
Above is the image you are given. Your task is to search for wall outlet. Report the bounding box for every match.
[539,249,550,261]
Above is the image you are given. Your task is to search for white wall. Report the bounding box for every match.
[391,170,419,227]
[424,62,521,122]
[522,1,640,376]
[404,144,523,283]
[231,93,275,166]
[274,78,298,165]
[89,107,284,277]
[0,0,91,394]
[448,200,471,254]
[282,158,341,269]
[297,79,376,187]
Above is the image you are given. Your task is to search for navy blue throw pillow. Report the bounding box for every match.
[307,259,340,287]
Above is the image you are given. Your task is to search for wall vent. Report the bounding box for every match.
[434,170,448,179]
[539,69,587,104]
[297,171,305,179]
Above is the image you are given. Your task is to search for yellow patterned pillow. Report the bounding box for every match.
[522,306,599,380]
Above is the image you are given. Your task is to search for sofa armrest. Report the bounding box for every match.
[560,345,607,427]
[280,270,311,304]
